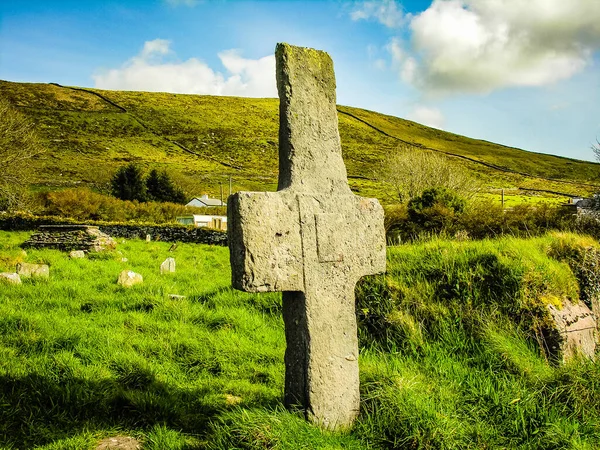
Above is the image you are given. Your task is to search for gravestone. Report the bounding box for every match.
[160,257,176,274]
[228,43,386,430]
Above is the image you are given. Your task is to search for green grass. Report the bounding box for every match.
[1,80,598,204]
[0,231,599,448]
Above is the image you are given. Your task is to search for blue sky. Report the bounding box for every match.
[1,0,599,162]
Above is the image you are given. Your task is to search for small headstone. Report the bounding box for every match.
[168,294,186,300]
[16,262,49,278]
[228,43,386,430]
[117,270,143,287]
[69,250,85,258]
[547,300,596,362]
[169,243,178,252]
[146,234,151,242]
[0,273,21,284]
[160,257,176,274]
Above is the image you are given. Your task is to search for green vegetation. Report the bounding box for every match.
[0,97,44,210]
[110,164,187,204]
[0,231,598,448]
[145,169,187,204]
[111,163,148,202]
[1,80,598,207]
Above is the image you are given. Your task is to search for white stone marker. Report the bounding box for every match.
[228,43,386,430]
[117,270,143,287]
[160,257,176,274]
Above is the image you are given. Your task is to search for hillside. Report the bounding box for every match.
[1,80,599,203]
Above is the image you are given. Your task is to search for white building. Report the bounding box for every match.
[176,215,227,230]
[186,194,226,207]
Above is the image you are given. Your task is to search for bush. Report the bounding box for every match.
[40,188,201,223]
[406,187,466,234]
[385,198,591,242]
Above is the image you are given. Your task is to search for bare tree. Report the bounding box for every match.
[0,97,44,210]
[377,144,480,203]
[593,139,600,162]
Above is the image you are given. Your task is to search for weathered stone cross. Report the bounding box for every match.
[228,43,386,430]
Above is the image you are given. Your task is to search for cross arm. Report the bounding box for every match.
[228,191,304,292]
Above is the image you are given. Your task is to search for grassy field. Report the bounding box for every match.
[0,231,599,449]
[1,80,599,204]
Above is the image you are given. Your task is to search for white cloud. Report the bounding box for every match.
[351,0,405,28]
[93,39,276,97]
[407,106,445,129]
[402,0,600,94]
[138,39,170,59]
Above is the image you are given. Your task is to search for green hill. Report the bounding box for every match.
[1,80,599,203]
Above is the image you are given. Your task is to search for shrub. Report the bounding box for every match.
[406,187,466,234]
[40,188,202,223]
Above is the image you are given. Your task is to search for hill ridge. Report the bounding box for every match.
[337,107,600,190]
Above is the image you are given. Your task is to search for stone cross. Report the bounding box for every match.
[228,43,386,430]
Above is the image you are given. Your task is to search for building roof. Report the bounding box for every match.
[186,194,226,207]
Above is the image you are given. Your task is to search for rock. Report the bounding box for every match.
[160,257,176,274]
[168,294,186,300]
[0,273,21,284]
[121,257,128,262]
[224,394,242,405]
[117,270,143,287]
[95,436,141,450]
[227,43,386,430]
[69,250,85,258]
[16,262,49,278]
[546,299,596,363]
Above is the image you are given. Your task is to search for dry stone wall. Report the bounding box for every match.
[1,215,227,247]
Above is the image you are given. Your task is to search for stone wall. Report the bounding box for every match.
[99,224,227,246]
[1,214,227,246]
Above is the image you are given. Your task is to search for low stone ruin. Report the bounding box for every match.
[22,225,116,252]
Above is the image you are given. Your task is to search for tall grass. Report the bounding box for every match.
[0,231,599,448]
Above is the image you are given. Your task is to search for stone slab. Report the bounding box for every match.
[547,300,596,362]
[0,272,21,284]
[16,262,49,278]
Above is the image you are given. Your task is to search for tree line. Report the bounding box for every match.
[111,163,187,204]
